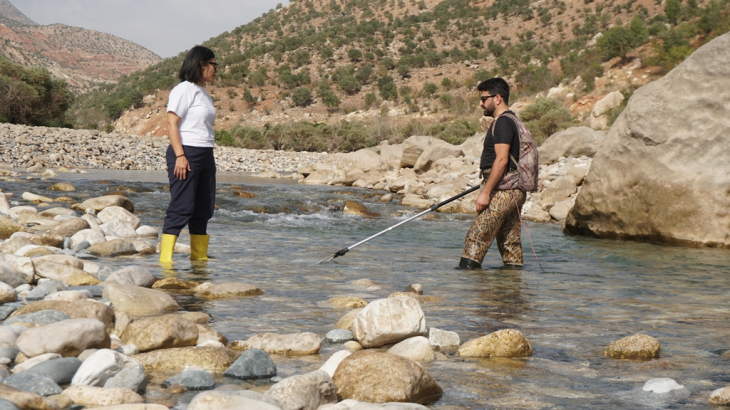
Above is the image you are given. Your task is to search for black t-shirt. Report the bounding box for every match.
[480,111,520,170]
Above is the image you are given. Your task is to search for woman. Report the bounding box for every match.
[159,45,218,264]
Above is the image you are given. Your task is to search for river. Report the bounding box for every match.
[4,170,730,409]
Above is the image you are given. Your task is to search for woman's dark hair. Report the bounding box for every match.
[178,46,215,84]
[477,77,510,105]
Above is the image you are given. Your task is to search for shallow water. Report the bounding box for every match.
[5,170,730,409]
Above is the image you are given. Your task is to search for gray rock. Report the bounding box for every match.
[26,280,68,301]
[0,399,20,410]
[1,372,63,396]
[538,126,606,165]
[0,303,22,321]
[71,241,91,252]
[0,347,19,363]
[103,365,147,392]
[106,266,155,287]
[68,285,104,298]
[326,329,354,344]
[4,310,70,326]
[26,357,82,385]
[224,348,276,380]
[163,368,216,391]
[94,266,113,282]
[0,265,26,288]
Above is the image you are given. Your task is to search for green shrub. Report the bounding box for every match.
[292,87,313,107]
[380,57,396,70]
[440,77,452,90]
[597,26,636,62]
[321,91,340,111]
[430,120,478,145]
[337,74,361,94]
[215,129,235,146]
[422,82,438,97]
[348,48,363,62]
[364,92,377,108]
[355,65,373,84]
[242,89,256,106]
[378,76,398,101]
[519,97,573,145]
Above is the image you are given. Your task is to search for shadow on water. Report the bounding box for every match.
[3,170,730,409]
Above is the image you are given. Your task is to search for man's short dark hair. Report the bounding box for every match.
[477,78,510,105]
[179,46,216,84]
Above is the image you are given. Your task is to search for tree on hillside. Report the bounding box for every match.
[665,0,681,24]
[597,26,636,63]
[348,48,363,62]
[378,76,398,101]
[292,87,313,107]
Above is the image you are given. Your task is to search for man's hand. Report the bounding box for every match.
[476,190,491,213]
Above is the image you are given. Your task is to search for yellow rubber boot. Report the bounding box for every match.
[190,234,210,260]
[159,234,177,264]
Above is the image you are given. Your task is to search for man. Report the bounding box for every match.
[459,78,527,269]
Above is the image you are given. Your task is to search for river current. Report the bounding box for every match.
[5,170,730,409]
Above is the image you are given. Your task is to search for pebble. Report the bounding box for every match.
[224,348,276,380]
[162,368,216,391]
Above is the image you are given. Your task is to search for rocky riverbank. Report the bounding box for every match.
[0,123,329,174]
[1,190,728,408]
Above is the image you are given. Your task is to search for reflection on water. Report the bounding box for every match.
[4,170,730,409]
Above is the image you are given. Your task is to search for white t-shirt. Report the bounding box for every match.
[167,81,216,147]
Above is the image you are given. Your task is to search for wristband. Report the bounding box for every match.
[176,154,186,158]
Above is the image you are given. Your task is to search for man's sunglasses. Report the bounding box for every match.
[480,95,497,102]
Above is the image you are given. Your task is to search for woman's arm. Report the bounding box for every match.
[167,112,191,180]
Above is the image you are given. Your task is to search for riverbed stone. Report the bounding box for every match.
[69,230,106,249]
[16,319,109,358]
[194,283,264,299]
[121,315,198,352]
[0,304,22,322]
[14,245,54,258]
[48,218,89,238]
[97,207,140,230]
[387,336,434,362]
[224,348,276,380]
[319,296,367,309]
[26,281,67,301]
[151,277,198,290]
[102,283,179,317]
[0,347,19,363]
[0,217,23,240]
[26,357,82,385]
[103,366,147,392]
[709,386,730,405]
[181,312,211,324]
[71,349,140,387]
[0,384,60,410]
[47,183,75,192]
[105,266,155,288]
[44,290,91,302]
[76,196,134,213]
[132,346,240,372]
[456,329,533,358]
[332,351,442,403]
[186,390,281,410]
[539,176,577,209]
[196,324,227,345]
[32,259,91,286]
[0,282,16,304]
[604,334,660,360]
[1,372,62,396]
[88,239,137,257]
[0,264,26,288]
[162,368,215,391]
[325,329,353,344]
[351,297,426,348]
[319,350,351,377]
[62,386,145,407]
[10,300,114,330]
[10,353,62,374]
[427,328,461,352]
[262,370,337,410]
[335,309,362,331]
[0,398,19,410]
[230,332,322,356]
[4,310,70,327]
[538,127,605,165]
[100,221,138,238]
[29,234,64,249]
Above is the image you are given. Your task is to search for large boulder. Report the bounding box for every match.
[351,297,426,348]
[413,142,463,173]
[379,143,403,169]
[102,283,179,316]
[589,90,625,129]
[330,149,385,174]
[538,127,606,165]
[332,351,442,403]
[15,319,109,358]
[565,33,730,248]
[400,136,442,168]
[459,132,486,159]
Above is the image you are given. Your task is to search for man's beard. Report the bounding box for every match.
[483,107,495,117]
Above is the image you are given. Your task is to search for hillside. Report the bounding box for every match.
[0,0,162,93]
[74,0,730,149]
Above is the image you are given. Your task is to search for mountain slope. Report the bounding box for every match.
[0,1,162,92]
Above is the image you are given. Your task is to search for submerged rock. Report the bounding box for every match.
[456,329,533,358]
[604,334,660,360]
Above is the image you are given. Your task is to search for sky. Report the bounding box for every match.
[11,0,289,58]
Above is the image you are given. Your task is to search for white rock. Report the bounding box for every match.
[135,225,158,237]
[387,336,434,362]
[11,353,62,373]
[642,378,685,394]
[100,220,138,238]
[97,206,140,230]
[351,297,427,348]
[70,229,107,248]
[319,350,352,377]
[16,318,109,358]
[427,328,461,352]
[72,349,140,386]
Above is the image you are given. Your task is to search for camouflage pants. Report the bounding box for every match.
[462,188,526,266]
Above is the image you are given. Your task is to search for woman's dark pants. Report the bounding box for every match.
[162,145,216,236]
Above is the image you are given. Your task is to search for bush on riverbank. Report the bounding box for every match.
[0,57,74,127]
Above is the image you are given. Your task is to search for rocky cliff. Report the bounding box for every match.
[564,32,730,248]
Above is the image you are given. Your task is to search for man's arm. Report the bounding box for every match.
[476,143,510,213]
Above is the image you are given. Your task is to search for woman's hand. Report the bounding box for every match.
[174,155,191,180]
